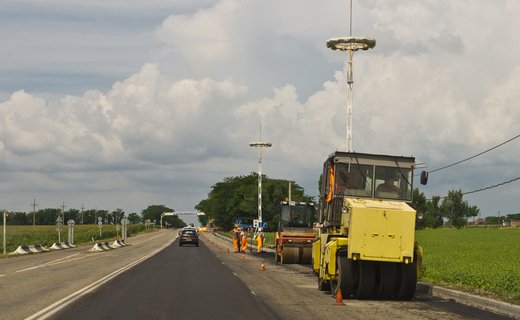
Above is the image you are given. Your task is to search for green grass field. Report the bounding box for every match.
[416,227,520,304]
[1,224,151,255]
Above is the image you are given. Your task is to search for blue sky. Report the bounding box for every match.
[1,0,519,221]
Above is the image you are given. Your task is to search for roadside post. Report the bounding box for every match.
[98,216,103,238]
[3,210,8,255]
[56,216,63,243]
[121,217,128,241]
[67,219,75,245]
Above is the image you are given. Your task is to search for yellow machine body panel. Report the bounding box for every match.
[345,198,416,263]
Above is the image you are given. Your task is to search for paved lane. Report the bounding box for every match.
[48,238,281,320]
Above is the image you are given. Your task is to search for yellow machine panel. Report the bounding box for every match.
[346,198,416,263]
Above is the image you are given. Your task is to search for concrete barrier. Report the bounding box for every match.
[88,242,112,252]
[50,242,76,250]
[110,240,126,248]
[88,241,126,252]
[9,244,50,255]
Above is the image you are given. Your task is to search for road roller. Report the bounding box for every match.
[312,151,428,300]
[274,201,317,264]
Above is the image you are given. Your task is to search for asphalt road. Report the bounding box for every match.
[1,230,516,320]
[48,236,280,320]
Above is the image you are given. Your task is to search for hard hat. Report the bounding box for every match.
[258,227,262,231]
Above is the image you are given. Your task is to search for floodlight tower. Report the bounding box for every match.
[327,0,375,152]
[249,138,271,225]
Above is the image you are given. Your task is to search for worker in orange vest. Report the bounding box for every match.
[230,225,240,253]
[240,229,248,253]
[256,228,265,253]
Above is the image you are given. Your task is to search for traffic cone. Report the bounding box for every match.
[260,261,266,271]
[334,288,345,305]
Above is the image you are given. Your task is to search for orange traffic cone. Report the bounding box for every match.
[260,262,266,271]
[334,288,345,305]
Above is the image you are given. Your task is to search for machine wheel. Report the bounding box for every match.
[377,262,399,300]
[301,247,312,265]
[356,261,376,299]
[397,259,417,300]
[281,247,299,264]
[331,256,356,299]
[318,276,331,291]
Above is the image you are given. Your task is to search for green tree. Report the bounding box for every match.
[110,209,125,224]
[440,189,479,229]
[36,208,61,225]
[195,173,314,230]
[142,205,185,228]
[127,212,142,224]
[9,212,29,225]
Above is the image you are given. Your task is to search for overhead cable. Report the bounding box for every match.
[429,134,520,174]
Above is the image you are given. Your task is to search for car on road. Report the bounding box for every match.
[179,228,199,247]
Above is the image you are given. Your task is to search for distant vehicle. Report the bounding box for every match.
[179,228,199,247]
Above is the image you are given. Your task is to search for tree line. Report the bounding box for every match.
[2,205,187,228]
[195,172,313,230]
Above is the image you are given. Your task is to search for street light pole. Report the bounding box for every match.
[249,141,272,224]
[326,0,375,151]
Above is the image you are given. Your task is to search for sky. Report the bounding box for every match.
[1,0,519,225]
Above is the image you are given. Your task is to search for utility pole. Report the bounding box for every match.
[31,198,38,226]
[80,204,85,224]
[61,201,67,222]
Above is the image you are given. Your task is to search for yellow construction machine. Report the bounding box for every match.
[274,201,317,264]
[312,151,428,300]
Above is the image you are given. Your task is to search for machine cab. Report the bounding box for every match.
[278,201,316,231]
[319,151,427,226]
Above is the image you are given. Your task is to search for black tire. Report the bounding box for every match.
[332,256,350,298]
[377,262,399,300]
[339,257,358,299]
[356,261,376,299]
[397,260,417,300]
[318,274,331,291]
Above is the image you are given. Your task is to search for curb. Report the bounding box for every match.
[9,244,50,255]
[418,283,520,320]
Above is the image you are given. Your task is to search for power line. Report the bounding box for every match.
[429,134,520,174]
[462,176,520,196]
[431,176,520,200]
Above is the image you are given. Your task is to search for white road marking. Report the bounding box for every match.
[25,237,175,320]
[16,253,82,273]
